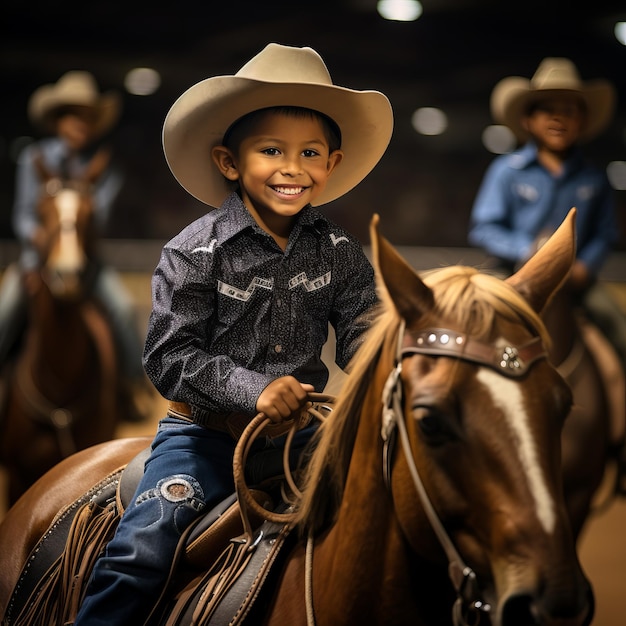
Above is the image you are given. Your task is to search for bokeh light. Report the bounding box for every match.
[377,0,423,22]
[607,161,626,190]
[124,67,161,96]
[482,125,516,154]
[411,107,447,135]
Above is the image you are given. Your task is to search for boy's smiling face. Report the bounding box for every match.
[212,109,343,242]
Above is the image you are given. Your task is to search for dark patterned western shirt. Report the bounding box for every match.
[143,193,378,416]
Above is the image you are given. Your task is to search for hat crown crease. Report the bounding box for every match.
[532,68,583,91]
[236,47,333,85]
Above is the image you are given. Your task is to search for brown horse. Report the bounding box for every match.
[0,150,120,504]
[0,210,593,625]
[530,236,626,541]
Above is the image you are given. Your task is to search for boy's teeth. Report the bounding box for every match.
[276,187,302,195]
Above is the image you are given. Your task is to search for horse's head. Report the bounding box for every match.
[369,208,593,626]
[33,150,106,299]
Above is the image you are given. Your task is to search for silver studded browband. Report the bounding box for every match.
[401,328,547,378]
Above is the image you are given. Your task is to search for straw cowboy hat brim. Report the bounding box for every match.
[490,57,616,143]
[28,71,121,138]
[163,43,394,208]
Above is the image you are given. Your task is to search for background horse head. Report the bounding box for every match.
[531,227,625,540]
[31,150,104,299]
[0,149,120,505]
[0,211,593,626]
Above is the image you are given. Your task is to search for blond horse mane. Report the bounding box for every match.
[294,263,550,535]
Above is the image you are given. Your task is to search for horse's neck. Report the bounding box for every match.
[25,285,93,388]
[313,491,449,625]
[307,387,446,623]
[542,288,580,367]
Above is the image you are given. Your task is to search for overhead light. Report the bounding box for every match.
[411,107,447,135]
[124,67,161,96]
[607,161,626,190]
[377,0,423,22]
[482,125,516,154]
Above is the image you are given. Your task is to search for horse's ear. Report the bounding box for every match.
[369,214,434,325]
[505,208,577,314]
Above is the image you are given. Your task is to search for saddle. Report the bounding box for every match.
[577,318,626,497]
[4,397,333,626]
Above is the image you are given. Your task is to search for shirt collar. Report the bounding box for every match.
[513,141,585,172]
[215,192,320,243]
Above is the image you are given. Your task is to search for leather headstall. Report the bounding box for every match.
[402,327,547,378]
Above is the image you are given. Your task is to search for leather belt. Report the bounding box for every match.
[167,401,298,440]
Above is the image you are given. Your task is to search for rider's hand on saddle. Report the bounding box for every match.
[256,377,314,423]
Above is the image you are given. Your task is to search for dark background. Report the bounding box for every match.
[2,0,626,250]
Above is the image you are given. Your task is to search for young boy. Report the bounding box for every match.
[74,43,393,625]
[468,57,626,371]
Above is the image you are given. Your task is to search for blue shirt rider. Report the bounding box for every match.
[0,71,150,420]
[469,57,626,372]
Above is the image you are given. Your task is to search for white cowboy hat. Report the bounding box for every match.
[28,71,121,137]
[490,57,616,143]
[162,43,394,208]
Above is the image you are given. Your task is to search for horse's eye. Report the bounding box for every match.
[413,406,450,444]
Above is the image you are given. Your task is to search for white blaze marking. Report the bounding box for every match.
[55,189,84,271]
[476,368,556,533]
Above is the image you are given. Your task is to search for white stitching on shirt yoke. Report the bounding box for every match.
[192,238,218,254]
[218,276,274,301]
[288,271,331,292]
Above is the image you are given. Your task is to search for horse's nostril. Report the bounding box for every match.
[501,587,594,626]
[501,594,538,626]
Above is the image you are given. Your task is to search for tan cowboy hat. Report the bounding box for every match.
[490,57,616,143]
[28,71,121,137]
[163,43,394,208]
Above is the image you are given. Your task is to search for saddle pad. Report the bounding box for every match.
[4,470,121,624]
[580,319,626,445]
[116,445,151,513]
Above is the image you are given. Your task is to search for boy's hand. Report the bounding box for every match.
[256,377,315,423]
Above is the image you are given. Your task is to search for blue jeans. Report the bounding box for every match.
[74,416,315,626]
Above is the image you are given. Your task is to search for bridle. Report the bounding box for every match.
[381,322,547,626]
